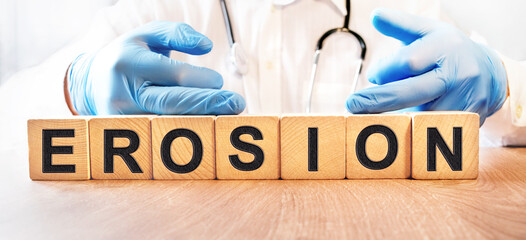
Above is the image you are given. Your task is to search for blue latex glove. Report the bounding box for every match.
[346,8,508,125]
[68,21,245,115]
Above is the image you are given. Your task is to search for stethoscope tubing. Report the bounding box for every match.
[219,0,366,113]
[306,0,366,113]
[219,0,235,47]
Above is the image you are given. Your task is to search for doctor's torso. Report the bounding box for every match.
[109,0,441,114]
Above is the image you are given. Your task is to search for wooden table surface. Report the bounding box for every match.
[1,146,526,239]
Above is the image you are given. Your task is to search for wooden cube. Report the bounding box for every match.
[151,116,215,180]
[28,118,90,180]
[346,114,411,179]
[412,112,479,179]
[280,115,345,179]
[89,116,153,179]
[215,116,280,179]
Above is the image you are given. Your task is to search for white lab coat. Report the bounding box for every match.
[1,0,525,149]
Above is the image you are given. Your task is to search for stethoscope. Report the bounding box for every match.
[219,0,366,113]
[220,0,248,75]
[220,0,253,113]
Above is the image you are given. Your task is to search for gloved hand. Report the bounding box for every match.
[67,21,245,115]
[346,8,508,125]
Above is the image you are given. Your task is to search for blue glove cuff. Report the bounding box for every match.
[479,44,508,118]
[68,53,97,115]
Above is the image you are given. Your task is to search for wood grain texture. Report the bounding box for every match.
[412,112,479,179]
[281,115,345,179]
[151,116,215,180]
[3,147,526,239]
[347,114,411,179]
[27,118,90,180]
[89,116,152,180]
[215,115,280,179]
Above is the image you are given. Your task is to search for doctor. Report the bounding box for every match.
[3,0,525,146]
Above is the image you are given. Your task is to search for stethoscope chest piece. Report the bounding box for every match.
[229,42,248,75]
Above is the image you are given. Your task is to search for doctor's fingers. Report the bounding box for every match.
[137,85,246,115]
[346,69,446,114]
[417,93,488,126]
[129,48,224,89]
[367,38,441,85]
[130,21,213,55]
[371,8,436,45]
